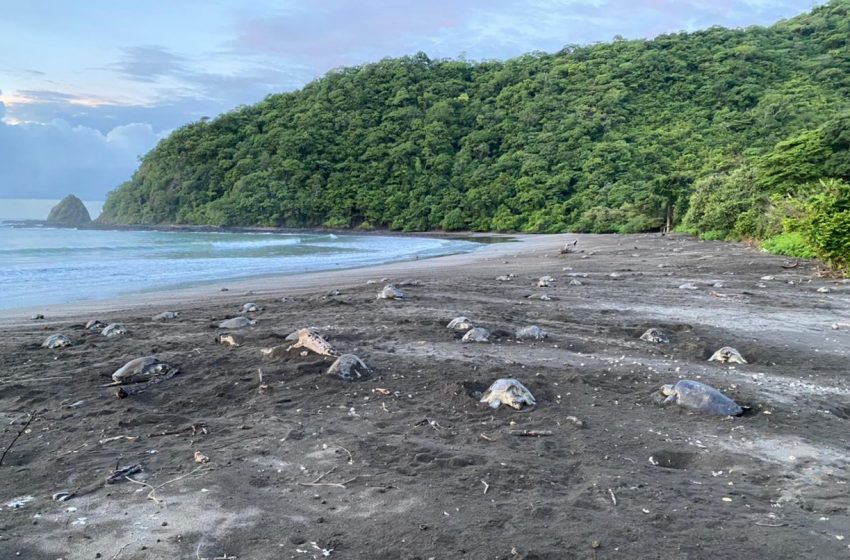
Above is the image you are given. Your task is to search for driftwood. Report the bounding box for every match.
[0,410,37,467]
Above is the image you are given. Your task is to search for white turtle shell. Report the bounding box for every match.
[447,317,474,331]
[480,378,536,410]
[708,346,747,364]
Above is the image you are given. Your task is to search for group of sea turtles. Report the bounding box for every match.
[36,277,750,417]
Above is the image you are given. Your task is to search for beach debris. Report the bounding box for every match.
[781,260,799,269]
[377,284,404,299]
[569,279,583,286]
[640,328,669,344]
[218,316,256,329]
[106,464,142,484]
[659,380,743,416]
[101,323,127,337]
[462,327,491,343]
[817,287,831,293]
[242,302,263,313]
[0,410,37,467]
[216,333,243,347]
[5,496,35,509]
[110,356,178,385]
[709,346,747,364]
[152,311,179,321]
[832,322,850,330]
[328,354,372,381]
[496,274,515,282]
[447,316,475,331]
[509,429,553,437]
[85,319,106,330]
[761,275,775,281]
[516,325,547,340]
[480,378,536,410]
[42,334,72,349]
[538,275,555,287]
[194,450,210,464]
[31,314,45,321]
[52,492,73,502]
[283,328,338,356]
[679,282,698,290]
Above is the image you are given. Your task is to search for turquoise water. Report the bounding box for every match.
[0,225,479,310]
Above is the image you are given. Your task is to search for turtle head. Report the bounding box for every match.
[659,384,677,397]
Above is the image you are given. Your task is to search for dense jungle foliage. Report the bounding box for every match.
[100,1,850,268]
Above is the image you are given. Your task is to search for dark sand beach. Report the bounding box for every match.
[1,233,849,559]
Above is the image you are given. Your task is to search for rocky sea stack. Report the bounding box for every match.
[47,194,91,226]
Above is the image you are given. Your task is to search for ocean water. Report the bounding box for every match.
[0,225,479,310]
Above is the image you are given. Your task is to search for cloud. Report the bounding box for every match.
[114,45,188,82]
[0,119,162,200]
[229,0,818,68]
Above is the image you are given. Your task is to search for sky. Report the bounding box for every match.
[0,0,820,201]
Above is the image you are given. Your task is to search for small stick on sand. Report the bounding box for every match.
[509,430,553,437]
[298,466,357,488]
[126,466,208,503]
[608,488,617,506]
[479,433,494,442]
[481,480,490,494]
[99,435,140,444]
[111,540,137,560]
[327,442,354,464]
[754,522,788,527]
[0,376,72,384]
[0,409,37,467]
[149,424,206,438]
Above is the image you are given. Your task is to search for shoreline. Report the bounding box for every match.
[0,232,554,327]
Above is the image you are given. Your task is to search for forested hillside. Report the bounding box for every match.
[100,1,850,268]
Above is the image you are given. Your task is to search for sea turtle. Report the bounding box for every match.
[152,311,179,321]
[462,327,490,343]
[377,284,404,300]
[659,380,743,416]
[709,346,747,364]
[42,334,72,349]
[101,323,127,338]
[285,327,319,341]
[218,317,256,329]
[568,279,583,286]
[283,328,338,356]
[85,319,106,330]
[640,328,669,344]
[242,302,264,313]
[496,274,514,282]
[328,354,372,381]
[516,325,547,340]
[538,276,555,287]
[480,378,536,410]
[110,356,177,385]
[678,283,698,290]
[447,317,475,331]
[216,333,243,347]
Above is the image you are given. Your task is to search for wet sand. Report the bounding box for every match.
[1,233,849,559]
